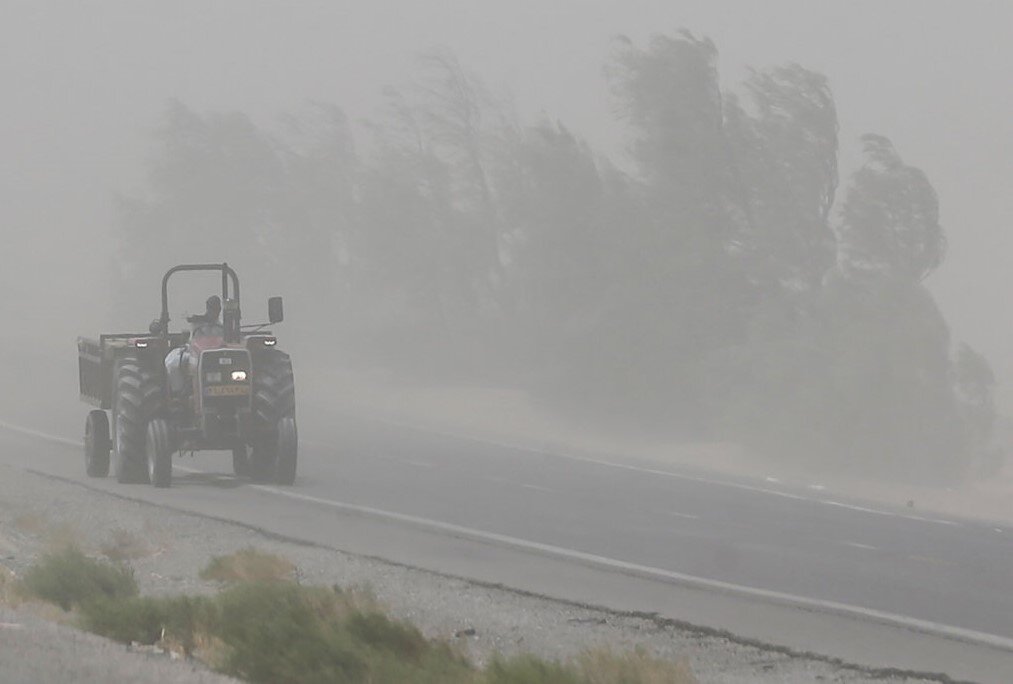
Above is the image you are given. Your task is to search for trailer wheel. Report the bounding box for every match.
[112,358,164,484]
[84,410,110,478]
[146,418,173,488]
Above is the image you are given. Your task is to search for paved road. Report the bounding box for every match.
[3,359,1013,681]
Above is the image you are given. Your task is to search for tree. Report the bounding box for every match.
[954,343,998,474]
[113,102,288,319]
[725,64,839,292]
[579,31,752,432]
[836,134,945,282]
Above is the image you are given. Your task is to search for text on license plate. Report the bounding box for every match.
[206,385,250,397]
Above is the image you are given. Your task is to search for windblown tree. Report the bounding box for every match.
[113,101,357,324]
[493,120,616,373]
[583,31,753,432]
[836,134,945,282]
[786,136,964,480]
[725,64,839,293]
[954,342,999,474]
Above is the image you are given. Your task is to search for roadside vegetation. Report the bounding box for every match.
[14,546,697,684]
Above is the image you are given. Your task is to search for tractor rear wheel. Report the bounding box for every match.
[84,410,110,478]
[252,350,295,426]
[146,418,173,488]
[250,350,296,484]
[112,358,164,484]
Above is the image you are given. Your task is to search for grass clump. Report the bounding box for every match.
[81,594,211,656]
[200,547,295,584]
[21,546,137,610]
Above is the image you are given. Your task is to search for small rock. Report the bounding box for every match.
[455,627,477,638]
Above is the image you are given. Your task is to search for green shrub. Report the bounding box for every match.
[213,581,367,684]
[200,548,294,584]
[80,594,211,655]
[21,546,137,610]
[347,611,428,660]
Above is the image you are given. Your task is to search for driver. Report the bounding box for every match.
[165,295,223,397]
[187,295,223,337]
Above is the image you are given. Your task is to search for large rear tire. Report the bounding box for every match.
[146,418,173,488]
[112,358,164,484]
[250,350,296,484]
[84,410,110,478]
[252,350,295,426]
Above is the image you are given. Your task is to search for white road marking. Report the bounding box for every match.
[2,420,1011,653]
[808,484,826,491]
[901,514,962,527]
[481,475,553,492]
[765,476,780,483]
[842,541,878,551]
[669,511,700,520]
[824,500,895,516]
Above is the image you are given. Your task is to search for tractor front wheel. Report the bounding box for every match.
[275,417,298,486]
[146,418,173,488]
[84,410,110,478]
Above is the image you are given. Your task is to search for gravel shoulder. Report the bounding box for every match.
[0,461,948,684]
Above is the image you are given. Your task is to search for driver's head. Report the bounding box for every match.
[205,295,222,321]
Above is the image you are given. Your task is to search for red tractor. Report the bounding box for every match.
[77,263,297,487]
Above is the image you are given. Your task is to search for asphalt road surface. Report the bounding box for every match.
[2,362,1013,681]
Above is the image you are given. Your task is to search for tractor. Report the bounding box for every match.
[77,263,297,488]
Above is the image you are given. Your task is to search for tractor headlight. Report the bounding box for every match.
[206,372,222,383]
[231,370,248,382]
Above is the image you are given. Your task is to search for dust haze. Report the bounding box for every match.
[3,1,1013,497]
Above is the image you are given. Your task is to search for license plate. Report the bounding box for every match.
[206,384,250,397]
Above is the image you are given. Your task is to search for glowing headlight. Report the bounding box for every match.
[263,338,277,346]
[231,370,248,382]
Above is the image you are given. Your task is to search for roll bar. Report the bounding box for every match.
[159,263,241,341]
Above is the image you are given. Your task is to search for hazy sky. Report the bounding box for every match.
[3,1,1012,403]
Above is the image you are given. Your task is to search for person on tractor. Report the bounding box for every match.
[165,295,223,396]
